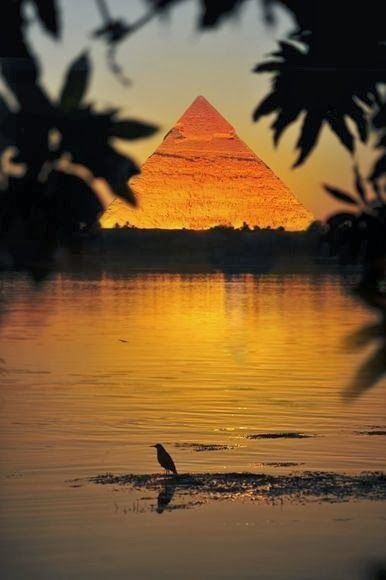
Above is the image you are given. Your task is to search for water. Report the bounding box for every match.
[0,272,385,579]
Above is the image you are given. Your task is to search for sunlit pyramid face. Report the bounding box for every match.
[101,96,314,230]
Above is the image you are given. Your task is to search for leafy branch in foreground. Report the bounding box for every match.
[252,40,383,167]
[322,161,386,399]
[251,0,386,168]
[1,47,157,276]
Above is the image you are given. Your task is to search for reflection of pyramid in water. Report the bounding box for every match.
[101,96,314,230]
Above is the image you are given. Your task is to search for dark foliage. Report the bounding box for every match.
[252,40,378,166]
[252,1,386,167]
[321,166,386,398]
[322,165,386,265]
[0,0,157,276]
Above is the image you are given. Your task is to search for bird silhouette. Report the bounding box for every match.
[151,443,178,475]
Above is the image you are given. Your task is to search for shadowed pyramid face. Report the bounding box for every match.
[101,96,314,231]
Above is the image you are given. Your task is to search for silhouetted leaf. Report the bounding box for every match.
[114,181,137,206]
[110,119,158,140]
[327,113,354,152]
[252,93,278,122]
[353,164,367,204]
[347,100,368,142]
[101,147,139,205]
[253,61,280,73]
[274,40,303,61]
[59,52,90,111]
[199,0,248,28]
[32,0,61,38]
[272,108,301,146]
[324,185,359,206]
[369,154,386,182]
[293,113,323,167]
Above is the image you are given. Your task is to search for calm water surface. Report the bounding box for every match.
[0,272,385,579]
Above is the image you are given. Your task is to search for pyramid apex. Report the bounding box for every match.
[176,95,234,136]
[193,95,209,102]
[188,95,217,108]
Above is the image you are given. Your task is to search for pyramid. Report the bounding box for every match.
[101,96,313,230]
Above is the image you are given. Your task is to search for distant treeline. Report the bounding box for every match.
[80,222,332,273]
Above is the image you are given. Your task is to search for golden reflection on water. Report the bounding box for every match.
[0,272,385,478]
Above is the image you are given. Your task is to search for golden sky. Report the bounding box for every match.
[27,0,376,220]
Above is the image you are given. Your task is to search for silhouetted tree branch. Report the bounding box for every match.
[0,0,158,277]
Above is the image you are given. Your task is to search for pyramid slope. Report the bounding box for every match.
[174,95,235,136]
[101,97,314,231]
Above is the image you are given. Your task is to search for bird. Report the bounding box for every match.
[151,443,178,475]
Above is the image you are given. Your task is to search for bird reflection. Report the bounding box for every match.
[344,259,386,399]
[156,481,177,514]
